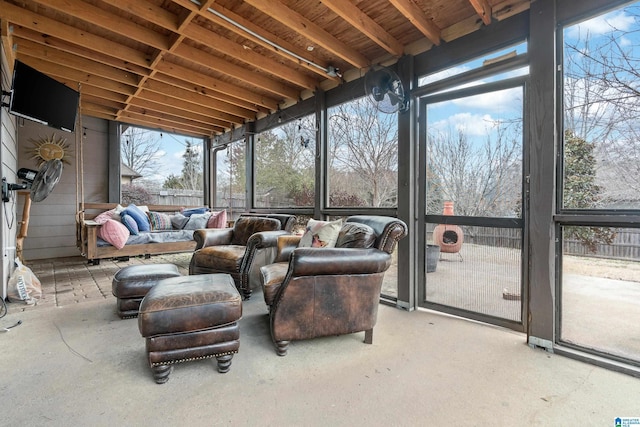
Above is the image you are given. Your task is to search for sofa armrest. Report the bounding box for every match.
[289,248,391,277]
[275,235,302,262]
[193,228,234,250]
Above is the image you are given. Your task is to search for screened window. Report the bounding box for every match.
[425,87,524,218]
[214,141,246,219]
[120,126,204,207]
[562,4,640,210]
[327,97,398,208]
[254,115,316,208]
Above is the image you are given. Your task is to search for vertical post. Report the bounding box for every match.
[527,0,557,350]
[396,54,415,310]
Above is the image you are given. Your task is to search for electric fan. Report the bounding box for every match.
[2,159,63,202]
[364,66,407,114]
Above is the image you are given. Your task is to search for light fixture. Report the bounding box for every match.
[190,0,340,78]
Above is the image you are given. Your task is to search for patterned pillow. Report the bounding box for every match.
[97,219,129,249]
[298,219,342,248]
[206,210,227,228]
[184,212,212,230]
[121,213,139,235]
[148,211,173,231]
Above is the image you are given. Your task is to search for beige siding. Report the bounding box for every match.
[1,43,18,299]
[17,116,109,260]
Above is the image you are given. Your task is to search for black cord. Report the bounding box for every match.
[0,297,7,319]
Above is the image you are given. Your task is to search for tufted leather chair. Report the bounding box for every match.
[189,213,296,299]
[260,215,408,356]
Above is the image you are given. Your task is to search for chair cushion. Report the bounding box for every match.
[335,222,376,248]
[138,274,241,337]
[261,262,288,306]
[231,217,281,245]
[192,245,246,272]
[299,219,342,248]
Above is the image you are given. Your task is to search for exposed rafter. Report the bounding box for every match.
[0,0,532,137]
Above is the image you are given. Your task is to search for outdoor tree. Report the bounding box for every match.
[563,130,616,251]
[426,119,522,217]
[180,141,203,190]
[328,98,398,207]
[254,117,315,207]
[563,10,640,202]
[217,141,247,209]
[121,127,163,178]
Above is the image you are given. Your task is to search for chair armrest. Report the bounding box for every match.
[193,228,234,250]
[275,235,302,262]
[289,248,391,277]
[246,230,289,249]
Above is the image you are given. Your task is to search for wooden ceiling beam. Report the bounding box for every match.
[117,112,213,137]
[15,38,140,87]
[141,79,254,121]
[243,0,370,69]
[136,89,240,128]
[172,0,340,82]
[30,0,169,50]
[388,0,442,46]
[181,22,319,90]
[0,1,152,68]
[468,0,492,25]
[13,27,150,77]
[99,0,179,31]
[17,55,136,96]
[154,60,277,112]
[320,0,404,57]
[1,20,15,72]
[152,71,268,114]
[128,97,230,129]
[124,108,223,134]
[172,43,299,100]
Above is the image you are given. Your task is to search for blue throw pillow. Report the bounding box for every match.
[122,204,151,232]
[181,207,209,217]
[121,213,139,235]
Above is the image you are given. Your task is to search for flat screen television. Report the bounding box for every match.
[9,60,79,133]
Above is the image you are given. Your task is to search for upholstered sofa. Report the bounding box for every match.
[260,215,408,356]
[189,213,296,298]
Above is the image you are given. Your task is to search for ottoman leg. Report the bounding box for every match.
[215,354,234,373]
[151,364,173,384]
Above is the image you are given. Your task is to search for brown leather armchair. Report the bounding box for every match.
[189,213,296,299]
[260,215,408,356]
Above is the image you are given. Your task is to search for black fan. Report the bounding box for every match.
[364,66,407,114]
[2,159,63,202]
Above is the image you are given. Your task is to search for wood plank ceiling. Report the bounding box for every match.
[0,0,530,138]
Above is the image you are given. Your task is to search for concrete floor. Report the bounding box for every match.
[1,255,639,426]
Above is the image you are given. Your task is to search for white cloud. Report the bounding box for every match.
[566,9,635,39]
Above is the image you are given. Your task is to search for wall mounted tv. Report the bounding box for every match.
[9,60,79,133]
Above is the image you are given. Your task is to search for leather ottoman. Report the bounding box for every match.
[111,264,182,318]
[137,273,242,384]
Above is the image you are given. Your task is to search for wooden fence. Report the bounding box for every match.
[427,224,640,261]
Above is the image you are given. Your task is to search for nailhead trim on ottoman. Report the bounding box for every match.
[111,264,181,319]
[138,273,242,384]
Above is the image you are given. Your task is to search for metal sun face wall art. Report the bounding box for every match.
[29,134,71,166]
